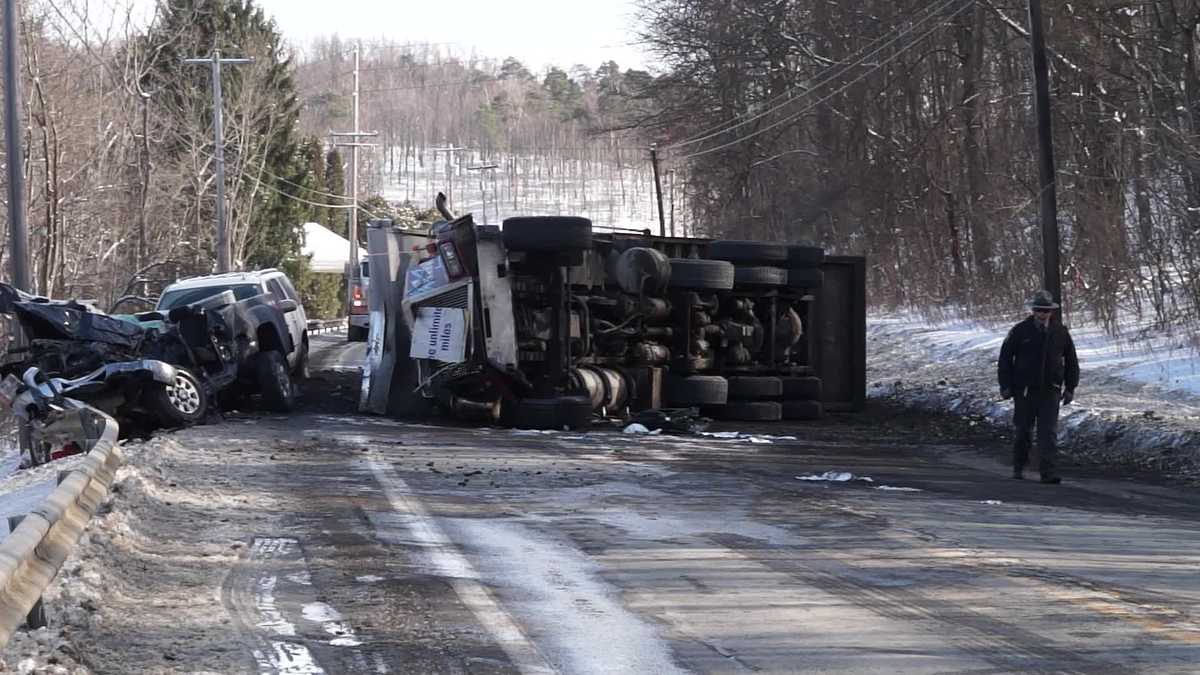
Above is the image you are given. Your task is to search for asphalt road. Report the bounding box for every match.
[94,338,1200,673]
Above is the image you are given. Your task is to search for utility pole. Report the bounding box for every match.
[667,169,677,238]
[1028,0,1061,306]
[331,44,378,314]
[650,144,666,237]
[430,146,464,211]
[467,163,498,224]
[184,45,252,273]
[3,0,29,292]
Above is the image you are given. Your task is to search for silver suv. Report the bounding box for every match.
[157,269,310,378]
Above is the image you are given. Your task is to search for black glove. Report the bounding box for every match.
[1061,389,1074,406]
[1000,387,1013,400]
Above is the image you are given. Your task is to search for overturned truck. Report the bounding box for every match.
[360,203,864,430]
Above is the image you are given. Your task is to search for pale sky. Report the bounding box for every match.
[251,0,652,72]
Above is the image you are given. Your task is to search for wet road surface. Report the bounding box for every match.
[79,338,1200,673]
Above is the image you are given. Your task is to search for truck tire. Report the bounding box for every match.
[787,268,824,289]
[503,216,592,252]
[734,266,788,287]
[708,240,788,265]
[667,259,735,290]
[512,395,593,430]
[787,244,824,267]
[781,376,822,401]
[704,400,783,422]
[144,368,208,427]
[783,399,823,420]
[726,376,783,400]
[255,350,295,413]
[664,375,728,406]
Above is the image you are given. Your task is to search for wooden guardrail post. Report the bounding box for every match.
[5,516,45,630]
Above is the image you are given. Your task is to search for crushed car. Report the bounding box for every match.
[0,282,235,442]
[360,194,865,430]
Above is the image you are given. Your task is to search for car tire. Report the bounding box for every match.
[294,334,311,379]
[703,400,783,422]
[781,376,822,401]
[256,350,295,413]
[726,376,783,400]
[787,244,824,267]
[783,399,823,420]
[144,368,208,427]
[664,375,728,406]
[348,325,368,342]
[511,395,593,430]
[502,216,592,252]
[734,266,788,287]
[708,240,788,265]
[787,268,824,289]
[667,259,735,290]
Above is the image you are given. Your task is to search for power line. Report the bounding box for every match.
[362,77,499,94]
[670,0,976,163]
[663,0,971,153]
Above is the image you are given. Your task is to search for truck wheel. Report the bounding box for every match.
[667,259,735,290]
[704,400,783,422]
[734,266,788,287]
[787,268,824,289]
[787,244,824,267]
[348,325,368,342]
[783,399,823,420]
[708,240,788,265]
[664,375,728,406]
[726,376,783,400]
[145,368,208,426]
[502,216,592,252]
[781,376,822,401]
[256,350,295,413]
[512,395,593,430]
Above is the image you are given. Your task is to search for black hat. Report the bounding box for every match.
[1028,289,1059,310]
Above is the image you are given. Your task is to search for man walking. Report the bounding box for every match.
[997,290,1080,484]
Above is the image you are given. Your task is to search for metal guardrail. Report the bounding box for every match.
[0,407,121,647]
[307,319,347,335]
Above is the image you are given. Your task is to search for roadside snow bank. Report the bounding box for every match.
[867,315,1200,481]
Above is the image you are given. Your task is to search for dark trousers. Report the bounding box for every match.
[1013,389,1060,475]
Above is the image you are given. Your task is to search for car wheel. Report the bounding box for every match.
[787,244,824,267]
[294,334,311,379]
[256,350,295,413]
[145,368,208,427]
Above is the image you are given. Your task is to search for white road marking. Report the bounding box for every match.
[367,458,556,675]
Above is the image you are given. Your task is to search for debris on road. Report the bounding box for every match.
[875,485,923,492]
[622,423,660,435]
[796,471,875,483]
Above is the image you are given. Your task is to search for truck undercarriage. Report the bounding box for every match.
[361,198,864,429]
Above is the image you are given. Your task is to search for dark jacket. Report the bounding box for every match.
[998,316,1080,396]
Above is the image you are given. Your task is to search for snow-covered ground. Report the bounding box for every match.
[867,312,1200,481]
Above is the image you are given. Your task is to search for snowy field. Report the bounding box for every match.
[868,311,1200,481]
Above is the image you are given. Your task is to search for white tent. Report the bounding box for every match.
[300,222,363,274]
